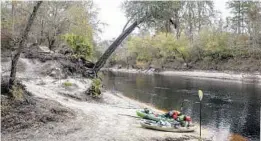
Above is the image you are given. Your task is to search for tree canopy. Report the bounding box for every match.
[106,1,261,72]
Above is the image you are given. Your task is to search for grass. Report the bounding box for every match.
[10,85,25,101]
[63,81,73,87]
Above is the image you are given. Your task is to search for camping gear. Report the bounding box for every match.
[136,108,193,127]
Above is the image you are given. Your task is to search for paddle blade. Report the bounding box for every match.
[198,90,203,101]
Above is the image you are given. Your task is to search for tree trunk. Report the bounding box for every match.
[188,3,194,42]
[238,1,241,34]
[39,19,44,44]
[9,1,43,90]
[197,2,202,32]
[12,1,15,38]
[93,16,148,73]
[48,37,55,50]
[174,12,180,39]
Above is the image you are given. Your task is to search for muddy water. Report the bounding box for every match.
[102,71,260,141]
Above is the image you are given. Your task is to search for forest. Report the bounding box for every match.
[107,1,261,72]
[2,1,261,75]
[1,1,100,59]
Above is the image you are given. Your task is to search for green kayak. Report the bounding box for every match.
[136,110,174,122]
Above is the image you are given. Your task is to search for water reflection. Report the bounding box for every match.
[102,71,260,141]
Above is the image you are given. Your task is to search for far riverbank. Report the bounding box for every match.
[103,68,261,83]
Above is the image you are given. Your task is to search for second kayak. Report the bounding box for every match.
[140,119,196,132]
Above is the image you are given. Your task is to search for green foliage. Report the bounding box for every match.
[10,85,25,101]
[66,4,94,38]
[1,1,100,52]
[122,1,177,28]
[63,81,73,87]
[122,32,191,68]
[88,78,102,98]
[195,29,233,60]
[61,33,93,59]
[110,28,261,69]
[122,1,214,36]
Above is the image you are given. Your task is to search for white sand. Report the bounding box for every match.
[105,68,261,83]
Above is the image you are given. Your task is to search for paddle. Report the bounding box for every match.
[198,90,204,139]
[118,114,140,119]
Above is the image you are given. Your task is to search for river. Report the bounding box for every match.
[102,71,260,141]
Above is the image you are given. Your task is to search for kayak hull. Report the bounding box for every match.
[140,120,196,132]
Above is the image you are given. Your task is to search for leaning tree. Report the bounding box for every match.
[92,1,180,74]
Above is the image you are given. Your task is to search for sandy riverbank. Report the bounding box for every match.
[1,76,214,141]
[104,68,261,83]
[1,57,235,140]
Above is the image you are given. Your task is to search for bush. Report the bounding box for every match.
[61,33,93,60]
[10,85,24,101]
[9,83,31,101]
[86,78,102,98]
[193,29,233,60]
[63,81,73,87]
[124,33,191,68]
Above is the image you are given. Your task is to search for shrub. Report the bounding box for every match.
[125,33,191,66]
[109,29,259,70]
[87,78,102,98]
[63,81,73,87]
[10,84,25,101]
[194,29,233,60]
[136,61,149,69]
[61,33,93,60]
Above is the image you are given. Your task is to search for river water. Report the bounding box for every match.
[102,71,260,141]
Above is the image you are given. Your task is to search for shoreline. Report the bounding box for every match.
[103,68,261,83]
[2,75,213,141]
